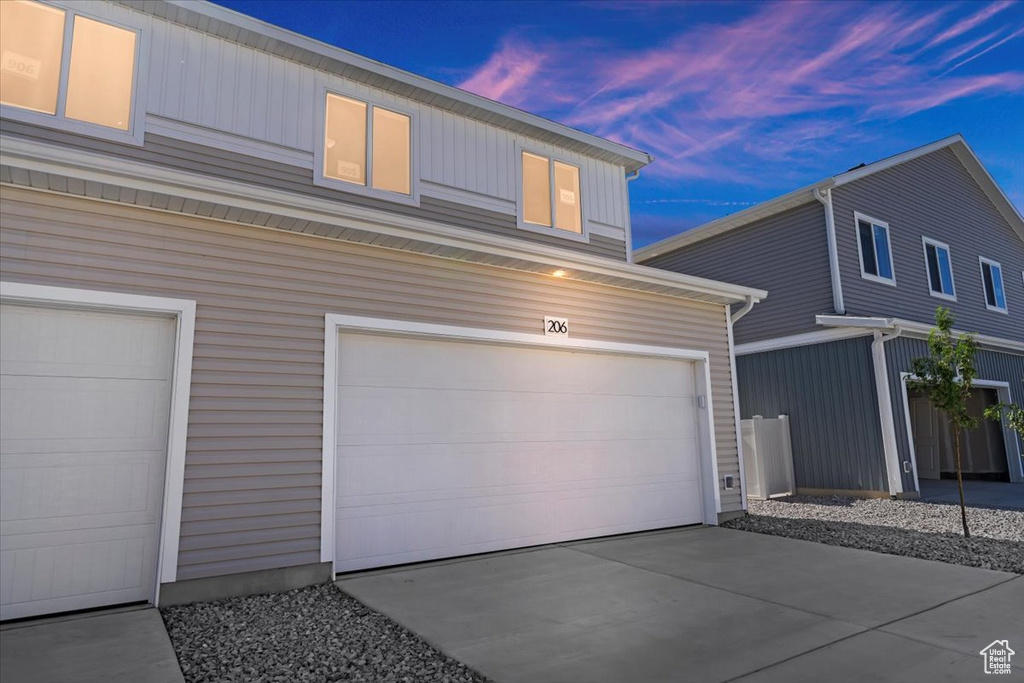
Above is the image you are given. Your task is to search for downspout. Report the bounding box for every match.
[814,185,845,315]
[729,295,758,514]
[871,326,904,496]
[623,169,641,262]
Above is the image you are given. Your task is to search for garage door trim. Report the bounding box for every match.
[0,281,196,605]
[321,313,721,574]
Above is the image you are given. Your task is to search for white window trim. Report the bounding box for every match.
[515,141,590,244]
[921,236,956,301]
[0,281,196,605]
[0,0,147,146]
[854,212,896,286]
[979,256,1008,313]
[313,83,420,207]
[320,314,719,575]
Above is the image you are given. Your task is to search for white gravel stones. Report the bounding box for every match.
[161,583,490,683]
[723,495,1024,574]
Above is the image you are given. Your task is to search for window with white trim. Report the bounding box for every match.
[317,90,415,201]
[979,257,1007,312]
[0,1,140,136]
[855,213,895,284]
[922,237,955,299]
[519,149,583,236]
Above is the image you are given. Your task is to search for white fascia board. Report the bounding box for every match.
[135,1,652,172]
[634,181,828,261]
[1,135,764,305]
[816,315,1024,353]
[832,135,964,186]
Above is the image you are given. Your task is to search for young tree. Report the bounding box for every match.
[983,401,1024,437]
[908,307,978,538]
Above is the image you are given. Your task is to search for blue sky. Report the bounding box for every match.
[215,0,1024,247]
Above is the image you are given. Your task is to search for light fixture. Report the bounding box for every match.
[552,269,567,278]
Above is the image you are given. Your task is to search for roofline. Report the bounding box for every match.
[1,134,763,306]
[635,134,1023,261]
[120,0,653,172]
[816,315,1024,353]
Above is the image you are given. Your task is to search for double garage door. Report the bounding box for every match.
[334,332,705,572]
[0,304,175,620]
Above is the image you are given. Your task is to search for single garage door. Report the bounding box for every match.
[335,332,704,572]
[0,304,175,620]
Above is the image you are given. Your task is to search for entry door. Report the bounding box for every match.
[334,332,704,572]
[909,393,941,480]
[0,304,175,620]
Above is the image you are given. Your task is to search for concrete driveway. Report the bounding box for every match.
[339,526,1022,682]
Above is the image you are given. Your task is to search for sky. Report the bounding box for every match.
[214,0,1024,247]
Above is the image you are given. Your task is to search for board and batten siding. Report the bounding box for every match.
[833,147,1024,340]
[736,337,888,492]
[40,1,630,243]
[885,337,1024,493]
[0,122,626,261]
[641,202,833,344]
[0,186,738,581]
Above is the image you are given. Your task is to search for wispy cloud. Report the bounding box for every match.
[457,1,1023,184]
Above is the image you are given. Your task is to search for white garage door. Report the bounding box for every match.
[0,304,175,620]
[335,332,704,572]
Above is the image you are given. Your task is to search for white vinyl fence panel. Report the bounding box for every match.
[742,415,795,499]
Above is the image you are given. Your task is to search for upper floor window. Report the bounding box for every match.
[518,147,584,239]
[0,1,141,141]
[315,89,417,204]
[922,237,955,300]
[855,213,895,285]
[979,257,1007,313]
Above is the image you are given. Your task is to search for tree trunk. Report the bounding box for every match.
[953,426,970,538]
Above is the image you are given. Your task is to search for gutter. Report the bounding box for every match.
[813,183,845,314]
[727,294,760,514]
[870,326,904,496]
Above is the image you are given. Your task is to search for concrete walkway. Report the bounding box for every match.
[919,479,1024,509]
[339,527,1021,682]
[0,606,184,683]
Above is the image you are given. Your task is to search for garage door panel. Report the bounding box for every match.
[1,304,174,620]
[1,306,175,379]
[338,390,695,445]
[338,438,699,501]
[336,333,705,573]
[340,335,694,397]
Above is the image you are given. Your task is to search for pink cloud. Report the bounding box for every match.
[456,1,1023,183]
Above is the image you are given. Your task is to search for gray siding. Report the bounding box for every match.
[641,202,833,344]
[737,337,887,492]
[0,121,627,262]
[0,185,737,581]
[885,337,1024,492]
[833,147,1024,340]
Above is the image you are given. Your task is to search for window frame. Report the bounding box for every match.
[978,256,1008,314]
[313,84,420,207]
[854,211,896,286]
[0,0,146,146]
[515,141,590,243]
[921,236,956,301]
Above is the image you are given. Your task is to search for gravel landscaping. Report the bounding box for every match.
[723,495,1024,574]
[161,583,490,683]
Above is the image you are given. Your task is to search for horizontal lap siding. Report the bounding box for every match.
[0,187,738,580]
[833,148,1024,340]
[641,202,832,344]
[885,337,1024,492]
[0,123,626,261]
[737,337,888,492]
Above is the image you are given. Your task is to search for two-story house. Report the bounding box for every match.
[0,0,765,620]
[639,136,1024,500]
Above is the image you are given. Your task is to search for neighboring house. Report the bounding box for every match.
[0,0,764,620]
[638,136,1024,498]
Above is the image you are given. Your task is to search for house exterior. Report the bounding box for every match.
[0,0,765,620]
[638,136,1024,499]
